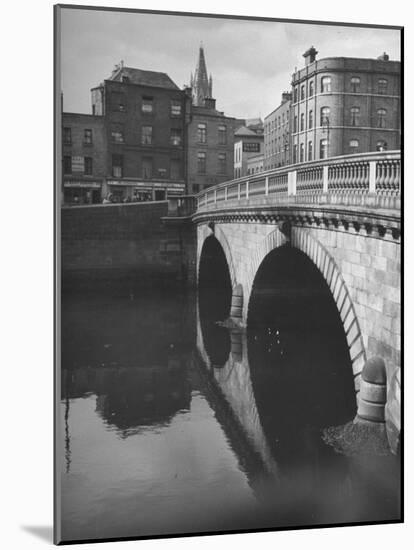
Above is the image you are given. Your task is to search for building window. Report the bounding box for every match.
[170,159,181,180]
[293,144,297,164]
[294,116,298,133]
[321,76,332,93]
[309,80,314,97]
[300,143,304,163]
[111,92,126,112]
[349,139,359,152]
[63,156,72,174]
[293,88,298,103]
[84,157,93,175]
[218,125,227,145]
[377,108,387,128]
[141,97,154,114]
[170,101,181,116]
[63,127,71,145]
[218,153,226,174]
[197,123,207,143]
[308,141,313,161]
[376,140,388,151]
[170,128,182,146]
[142,125,153,145]
[112,154,123,178]
[111,129,124,143]
[350,106,360,126]
[309,110,313,129]
[300,85,305,100]
[142,157,152,179]
[320,106,330,126]
[197,151,206,173]
[320,139,328,159]
[300,113,305,132]
[350,77,361,93]
[378,78,388,94]
[84,129,92,144]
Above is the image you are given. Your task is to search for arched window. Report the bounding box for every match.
[377,108,387,128]
[350,106,360,126]
[349,139,359,151]
[376,140,388,151]
[294,87,298,103]
[321,76,332,93]
[309,80,314,97]
[300,143,304,162]
[300,113,305,132]
[309,110,313,129]
[320,106,330,126]
[378,79,388,94]
[350,76,361,93]
[301,85,305,100]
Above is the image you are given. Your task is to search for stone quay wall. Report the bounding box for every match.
[61,201,196,290]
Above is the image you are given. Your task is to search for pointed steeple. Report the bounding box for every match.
[191,43,212,106]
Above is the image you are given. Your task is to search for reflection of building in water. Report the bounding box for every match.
[62,359,191,437]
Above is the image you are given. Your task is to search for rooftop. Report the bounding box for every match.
[234,126,261,137]
[108,64,179,90]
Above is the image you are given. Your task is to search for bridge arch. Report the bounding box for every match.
[244,226,366,389]
[197,223,237,290]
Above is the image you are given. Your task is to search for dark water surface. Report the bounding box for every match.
[60,285,400,542]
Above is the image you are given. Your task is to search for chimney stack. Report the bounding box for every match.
[281,91,292,103]
[377,52,389,61]
[303,46,318,66]
[204,97,216,110]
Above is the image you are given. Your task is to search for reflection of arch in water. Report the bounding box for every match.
[246,243,357,469]
[195,314,279,480]
[198,234,232,367]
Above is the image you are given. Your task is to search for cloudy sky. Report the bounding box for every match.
[60,7,401,120]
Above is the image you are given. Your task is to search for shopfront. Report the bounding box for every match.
[63,180,102,205]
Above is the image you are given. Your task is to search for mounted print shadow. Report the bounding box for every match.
[54,4,402,545]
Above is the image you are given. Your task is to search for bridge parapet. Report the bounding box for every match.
[196,151,401,214]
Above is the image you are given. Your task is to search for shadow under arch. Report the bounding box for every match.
[246,243,357,471]
[198,235,232,367]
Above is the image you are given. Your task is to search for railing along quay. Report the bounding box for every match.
[196,151,401,213]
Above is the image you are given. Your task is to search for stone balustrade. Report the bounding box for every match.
[196,151,401,212]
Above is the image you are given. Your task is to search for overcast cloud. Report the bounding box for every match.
[60,8,401,120]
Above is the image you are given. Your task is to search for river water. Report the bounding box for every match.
[59,286,400,543]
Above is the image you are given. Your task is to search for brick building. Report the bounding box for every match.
[62,113,106,204]
[186,46,237,194]
[234,125,264,178]
[290,47,401,163]
[264,92,291,170]
[91,62,190,201]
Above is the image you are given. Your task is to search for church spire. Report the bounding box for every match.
[191,43,212,106]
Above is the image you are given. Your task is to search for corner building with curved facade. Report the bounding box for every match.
[290,48,401,164]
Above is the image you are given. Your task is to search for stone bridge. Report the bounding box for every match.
[193,151,401,450]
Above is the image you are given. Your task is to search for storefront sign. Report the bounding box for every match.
[243,142,260,153]
[64,180,101,188]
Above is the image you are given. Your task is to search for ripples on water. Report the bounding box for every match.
[59,284,400,542]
